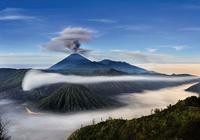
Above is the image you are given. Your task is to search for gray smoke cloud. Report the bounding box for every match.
[42,27,94,54]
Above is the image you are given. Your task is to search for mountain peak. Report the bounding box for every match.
[66,53,90,61]
[49,53,91,70]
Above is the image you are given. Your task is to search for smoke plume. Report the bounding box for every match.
[42,27,94,54]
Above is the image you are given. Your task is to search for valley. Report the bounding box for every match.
[0,83,198,140]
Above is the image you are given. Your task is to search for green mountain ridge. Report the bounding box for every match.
[68,96,200,140]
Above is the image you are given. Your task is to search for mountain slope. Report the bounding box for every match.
[48,53,155,75]
[39,84,121,112]
[49,53,107,71]
[49,53,91,70]
[68,96,200,140]
[186,82,200,94]
[99,59,150,74]
[0,69,27,92]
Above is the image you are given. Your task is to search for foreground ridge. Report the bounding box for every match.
[68,96,200,140]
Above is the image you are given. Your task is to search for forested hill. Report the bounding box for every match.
[68,96,200,140]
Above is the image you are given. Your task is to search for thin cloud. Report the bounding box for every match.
[0,53,65,68]
[147,48,157,53]
[159,45,187,51]
[114,25,152,31]
[0,8,24,13]
[87,19,117,24]
[88,49,200,64]
[0,7,36,21]
[0,15,35,20]
[172,46,184,51]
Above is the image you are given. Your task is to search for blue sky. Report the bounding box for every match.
[0,0,200,68]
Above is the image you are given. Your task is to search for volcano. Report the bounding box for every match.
[49,53,92,70]
[49,53,116,74]
[39,84,120,112]
[49,53,152,75]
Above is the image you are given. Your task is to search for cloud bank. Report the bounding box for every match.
[22,70,198,91]
[1,83,198,140]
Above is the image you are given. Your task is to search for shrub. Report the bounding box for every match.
[0,118,10,140]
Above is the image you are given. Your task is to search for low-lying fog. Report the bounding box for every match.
[0,83,198,140]
[22,70,198,91]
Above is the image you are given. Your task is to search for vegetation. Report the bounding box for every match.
[39,84,121,112]
[68,96,200,140]
[0,118,10,140]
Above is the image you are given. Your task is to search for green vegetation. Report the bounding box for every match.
[68,96,200,140]
[0,118,10,140]
[39,84,121,112]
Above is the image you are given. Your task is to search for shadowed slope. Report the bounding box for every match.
[186,82,200,94]
[39,84,121,112]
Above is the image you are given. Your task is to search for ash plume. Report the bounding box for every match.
[42,27,94,54]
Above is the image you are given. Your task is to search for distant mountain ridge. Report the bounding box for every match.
[49,53,153,75]
[99,59,150,74]
[186,82,200,94]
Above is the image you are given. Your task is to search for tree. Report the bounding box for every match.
[0,118,10,140]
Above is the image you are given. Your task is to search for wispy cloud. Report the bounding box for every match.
[87,18,117,24]
[172,46,185,51]
[0,7,36,21]
[88,49,200,64]
[88,49,171,64]
[0,49,199,69]
[159,45,187,51]
[0,15,35,20]
[0,8,23,13]
[147,48,157,53]
[113,25,152,31]
[0,53,65,68]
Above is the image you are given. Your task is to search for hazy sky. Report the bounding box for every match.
[0,0,200,67]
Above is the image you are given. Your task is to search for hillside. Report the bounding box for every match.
[68,96,200,140]
[99,59,150,74]
[0,69,27,92]
[39,84,121,112]
[186,82,200,94]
